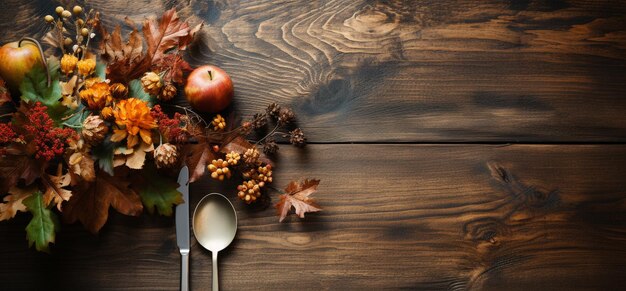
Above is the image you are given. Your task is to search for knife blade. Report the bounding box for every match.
[176,166,190,291]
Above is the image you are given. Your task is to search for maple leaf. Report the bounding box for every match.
[99,23,150,83]
[0,78,11,106]
[23,191,59,252]
[142,8,203,67]
[183,143,215,183]
[131,165,182,216]
[0,155,40,194]
[0,186,35,221]
[275,179,322,222]
[41,164,72,211]
[63,169,143,233]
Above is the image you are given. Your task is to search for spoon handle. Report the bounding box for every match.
[212,251,219,291]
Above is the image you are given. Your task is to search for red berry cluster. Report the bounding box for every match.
[0,122,16,144]
[0,122,17,156]
[23,102,77,161]
[151,105,188,143]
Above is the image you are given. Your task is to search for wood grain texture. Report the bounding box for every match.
[1,145,626,290]
[1,0,626,142]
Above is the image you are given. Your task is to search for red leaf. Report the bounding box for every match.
[275,179,321,222]
[99,23,150,83]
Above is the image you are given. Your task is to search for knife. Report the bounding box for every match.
[176,166,190,291]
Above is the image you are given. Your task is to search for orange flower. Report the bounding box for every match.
[110,98,157,148]
[79,82,112,110]
[77,59,96,76]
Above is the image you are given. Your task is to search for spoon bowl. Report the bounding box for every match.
[192,193,237,291]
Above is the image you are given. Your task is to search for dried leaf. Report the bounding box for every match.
[99,23,150,83]
[143,8,203,66]
[114,142,154,170]
[63,169,143,233]
[42,164,72,211]
[0,155,40,194]
[0,185,35,221]
[23,191,59,252]
[275,179,321,222]
[0,78,10,106]
[183,143,215,183]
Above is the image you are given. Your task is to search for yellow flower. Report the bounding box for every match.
[60,54,78,75]
[110,98,157,148]
[76,59,96,76]
[100,106,114,121]
[79,82,111,110]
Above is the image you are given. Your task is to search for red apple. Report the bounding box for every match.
[184,65,233,113]
[0,38,44,92]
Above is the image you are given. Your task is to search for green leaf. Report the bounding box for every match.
[95,61,106,80]
[133,165,182,216]
[23,191,59,252]
[19,56,65,124]
[128,79,156,107]
[62,103,90,130]
[92,137,115,176]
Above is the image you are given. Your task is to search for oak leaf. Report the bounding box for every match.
[23,191,59,252]
[0,186,35,221]
[99,24,150,83]
[142,8,203,68]
[63,169,143,233]
[275,179,321,222]
[42,164,72,211]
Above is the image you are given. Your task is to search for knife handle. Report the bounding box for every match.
[181,253,189,291]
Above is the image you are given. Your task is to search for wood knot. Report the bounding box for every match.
[345,5,400,35]
[463,218,509,247]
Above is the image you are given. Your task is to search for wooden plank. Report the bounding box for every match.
[1,0,626,142]
[1,144,626,290]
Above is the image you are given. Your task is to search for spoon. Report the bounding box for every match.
[192,193,238,291]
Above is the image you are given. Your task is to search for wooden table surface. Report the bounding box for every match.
[1,0,626,290]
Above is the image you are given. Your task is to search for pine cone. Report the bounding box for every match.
[82,115,108,145]
[110,83,128,99]
[278,108,296,125]
[262,137,278,155]
[289,128,306,147]
[159,83,177,101]
[141,72,162,96]
[266,103,281,119]
[154,143,178,169]
[251,113,267,130]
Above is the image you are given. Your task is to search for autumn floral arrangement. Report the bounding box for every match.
[0,6,321,252]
